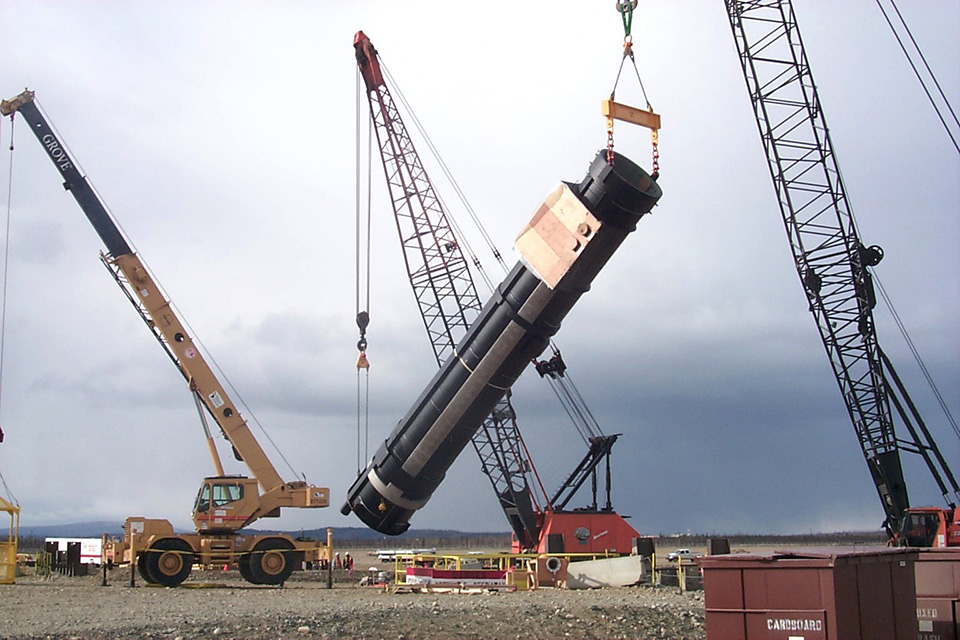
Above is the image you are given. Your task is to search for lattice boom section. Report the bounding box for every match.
[728,0,898,462]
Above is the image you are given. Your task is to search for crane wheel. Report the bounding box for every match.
[137,553,158,584]
[144,538,194,587]
[238,552,260,584]
[248,538,295,586]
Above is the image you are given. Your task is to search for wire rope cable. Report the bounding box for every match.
[1,115,20,507]
[0,113,14,420]
[873,270,960,442]
[875,0,960,154]
[380,62,505,295]
[0,466,16,506]
[355,67,373,472]
[33,99,305,482]
[378,59,609,440]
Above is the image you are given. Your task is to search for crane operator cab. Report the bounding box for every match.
[192,476,267,533]
[898,507,959,548]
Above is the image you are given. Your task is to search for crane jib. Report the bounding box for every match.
[15,98,132,258]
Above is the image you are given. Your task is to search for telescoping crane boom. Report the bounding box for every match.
[1,90,331,585]
[724,0,959,546]
[350,31,645,554]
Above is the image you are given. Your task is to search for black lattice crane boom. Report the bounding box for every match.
[725,0,959,544]
[352,32,643,553]
[354,32,543,549]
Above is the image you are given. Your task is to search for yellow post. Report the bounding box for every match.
[0,496,19,584]
[326,528,333,589]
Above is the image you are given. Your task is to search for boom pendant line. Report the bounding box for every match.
[342,150,662,535]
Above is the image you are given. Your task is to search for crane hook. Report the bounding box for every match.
[356,311,370,368]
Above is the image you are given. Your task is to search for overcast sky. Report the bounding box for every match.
[0,1,957,538]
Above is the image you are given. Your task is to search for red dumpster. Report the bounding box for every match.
[915,548,960,640]
[699,547,917,639]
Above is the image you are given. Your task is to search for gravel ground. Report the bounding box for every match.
[0,568,705,640]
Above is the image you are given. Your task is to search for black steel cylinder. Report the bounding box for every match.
[342,150,662,534]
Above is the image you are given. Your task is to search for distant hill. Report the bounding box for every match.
[250,526,512,548]
[19,521,124,538]
[16,521,511,546]
[17,522,885,549]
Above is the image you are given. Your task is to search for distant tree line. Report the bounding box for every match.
[333,533,513,551]
[5,529,887,555]
[653,530,887,548]
[6,534,46,553]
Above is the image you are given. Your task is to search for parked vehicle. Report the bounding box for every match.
[667,549,697,561]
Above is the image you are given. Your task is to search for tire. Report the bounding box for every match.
[137,553,157,584]
[144,538,194,587]
[238,552,260,584]
[248,538,295,586]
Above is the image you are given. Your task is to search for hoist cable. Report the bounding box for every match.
[356,368,370,473]
[355,70,374,322]
[554,366,604,439]
[0,115,14,418]
[356,69,363,324]
[35,99,304,481]
[886,0,959,129]
[380,62,507,289]
[873,270,960,442]
[537,345,604,442]
[875,0,960,154]
[382,62,499,279]
[355,68,364,472]
[380,61,612,448]
[355,68,373,471]
[362,99,372,467]
[543,379,590,446]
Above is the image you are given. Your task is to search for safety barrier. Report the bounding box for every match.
[389,550,621,591]
[35,552,52,578]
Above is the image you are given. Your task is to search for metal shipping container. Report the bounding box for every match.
[916,548,960,640]
[699,547,917,640]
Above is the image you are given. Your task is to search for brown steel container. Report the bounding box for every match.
[699,547,917,640]
[916,548,960,640]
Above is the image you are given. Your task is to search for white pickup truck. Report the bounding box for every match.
[666,548,700,561]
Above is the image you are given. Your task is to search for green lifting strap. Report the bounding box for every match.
[617,0,637,39]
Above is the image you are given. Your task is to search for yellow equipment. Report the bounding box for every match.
[0,495,18,585]
[1,90,330,586]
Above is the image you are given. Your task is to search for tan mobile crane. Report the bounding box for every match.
[1,90,330,586]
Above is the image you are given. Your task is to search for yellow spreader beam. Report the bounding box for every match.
[602,98,661,131]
